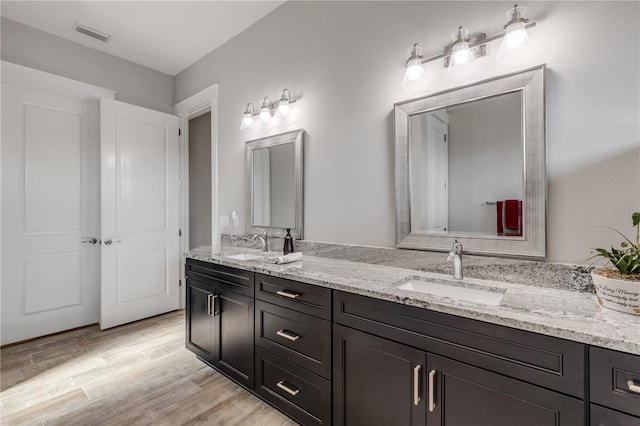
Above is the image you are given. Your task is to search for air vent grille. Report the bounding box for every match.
[73,22,111,43]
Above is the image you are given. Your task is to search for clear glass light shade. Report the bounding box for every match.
[402,58,426,89]
[240,112,253,130]
[278,99,290,116]
[449,41,475,69]
[497,21,532,61]
[259,106,271,122]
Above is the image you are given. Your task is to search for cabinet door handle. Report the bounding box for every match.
[428,369,436,412]
[413,365,421,406]
[276,289,300,299]
[276,380,300,396]
[276,329,300,342]
[628,380,640,394]
[207,294,218,316]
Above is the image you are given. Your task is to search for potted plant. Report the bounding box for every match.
[588,211,640,315]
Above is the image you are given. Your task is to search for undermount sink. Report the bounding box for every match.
[396,276,506,306]
[225,252,265,261]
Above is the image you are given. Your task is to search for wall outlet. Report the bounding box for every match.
[219,215,230,227]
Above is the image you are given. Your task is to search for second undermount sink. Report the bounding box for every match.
[225,252,265,261]
[396,276,506,306]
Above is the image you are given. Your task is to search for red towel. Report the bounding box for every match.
[505,200,519,230]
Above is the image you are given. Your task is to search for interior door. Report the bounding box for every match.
[100,98,180,329]
[1,81,100,344]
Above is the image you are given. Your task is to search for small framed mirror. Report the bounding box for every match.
[394,65,546,257]
[246,129,304,239]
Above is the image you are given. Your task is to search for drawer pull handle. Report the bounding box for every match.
[628,380,640,394]
[413,365,421,406]
[207,294,218,316]
[276,329,300,341]
[276,380,300,396]
[428,369,436,412]
[276,290,300,299]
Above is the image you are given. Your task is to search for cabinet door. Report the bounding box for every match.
[591,404,640,426]
[213,288,254,389]
[333,324,426,426]
[185,278,215,362]
[427,353,584,426]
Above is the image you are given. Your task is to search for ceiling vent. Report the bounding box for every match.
[72,22,111,43]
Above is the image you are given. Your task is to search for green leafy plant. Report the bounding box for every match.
[588,212,640,279]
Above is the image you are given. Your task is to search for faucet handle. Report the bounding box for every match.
[452,239,463,252]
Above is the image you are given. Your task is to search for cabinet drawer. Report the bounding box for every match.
[255,301,332,379]
[255,347,331,426]
[590,347,640,417]
[591,404,640,426]
[334,290,586,398]
[186,259,254,296]
[256,273,331,320]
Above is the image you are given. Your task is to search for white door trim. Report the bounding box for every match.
[1,60,116,103]
[172,84,219,309]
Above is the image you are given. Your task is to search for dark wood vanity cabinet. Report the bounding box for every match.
[185,259,255,389]
[185,260,640,426]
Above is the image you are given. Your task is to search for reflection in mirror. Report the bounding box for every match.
[395,65,546,257]
[252,143,295,228]
[246,129,304,239]
[409,92,523,236]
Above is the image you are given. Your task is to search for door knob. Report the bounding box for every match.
[81,237,98,245]
[103,238,122,246]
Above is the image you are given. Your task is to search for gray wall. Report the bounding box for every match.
[189,112,212,249]
[1,17,174,113]
[174,1,639,264]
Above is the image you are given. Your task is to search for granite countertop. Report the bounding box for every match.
[187,244,640,355]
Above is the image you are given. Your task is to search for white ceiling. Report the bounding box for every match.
[0,1,286,76]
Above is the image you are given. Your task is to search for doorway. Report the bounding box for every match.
[188,112,212,249]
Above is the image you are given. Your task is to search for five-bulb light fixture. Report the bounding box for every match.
[402,4,535,89]
[240,89,297,130]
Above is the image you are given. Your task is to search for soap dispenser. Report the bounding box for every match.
[283,228,294,255]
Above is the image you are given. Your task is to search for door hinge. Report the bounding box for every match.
[179,229,182,237]
[179,279,182,287]
[178,128,182,136]
[444,134,447,142]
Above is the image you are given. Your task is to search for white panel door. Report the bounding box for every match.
[100,98,180,329]
[1,82,100,344]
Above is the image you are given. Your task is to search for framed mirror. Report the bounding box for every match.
[246,129,304,239]
[394,65,546,257]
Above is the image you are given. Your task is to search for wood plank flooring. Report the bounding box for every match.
[0,311,298,426]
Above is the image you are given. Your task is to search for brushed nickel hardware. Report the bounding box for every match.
[276,290,300,299]
[446,240,463,280]
[628,379,640,394]
[252,231,269,252]
[276,380,300,396]
[276,329,300,342]
[241,89,298,130]
[103,238,122,246]
[81,237,98,245]
[413,365,421,406]
[428,369,436,412]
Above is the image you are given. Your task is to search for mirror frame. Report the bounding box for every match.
[245,129,304,239]
[394,65,546,257]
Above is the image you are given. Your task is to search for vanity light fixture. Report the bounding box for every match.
[240,103,255,130]
[278,89,291,116]
[401,3,536,86]
[497,4,532,61]
[259,97,272,122]
[240,89,298,130]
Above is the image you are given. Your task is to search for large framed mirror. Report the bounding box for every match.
[246,129,304,239]
[394,65,546,257]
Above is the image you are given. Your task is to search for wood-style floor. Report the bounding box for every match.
[0,311,298,426]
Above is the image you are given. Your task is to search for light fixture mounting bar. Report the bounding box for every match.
[420,22,536,66]
[246,99,297,117]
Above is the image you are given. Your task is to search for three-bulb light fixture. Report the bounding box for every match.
[240,89,296,130]
[402,3,535,89]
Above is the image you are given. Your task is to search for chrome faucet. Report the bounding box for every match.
[447,240,463,280]
[252,231,269,253]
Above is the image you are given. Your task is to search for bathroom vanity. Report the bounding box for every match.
[185,248,640,426]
